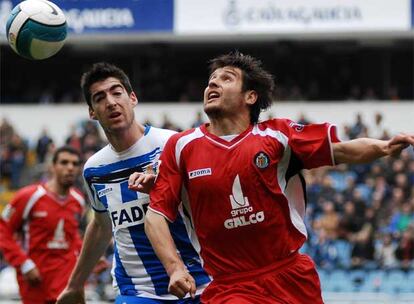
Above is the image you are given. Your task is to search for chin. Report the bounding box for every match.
[204,104,222,118]
[61,181,75,188]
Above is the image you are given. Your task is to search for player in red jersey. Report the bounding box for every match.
[142,52,414,303]
[0,146,85,304]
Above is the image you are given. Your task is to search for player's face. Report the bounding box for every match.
[204,67,255,119]
[88,77,137,134]
[52,152,81,188]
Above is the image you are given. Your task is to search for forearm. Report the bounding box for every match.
[66,216,112,289]
[333,138,389,164]
[0,220,29,269]
[145,210,186,276]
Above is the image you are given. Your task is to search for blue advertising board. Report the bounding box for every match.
[0,0,173,38]
[412,0,414,26]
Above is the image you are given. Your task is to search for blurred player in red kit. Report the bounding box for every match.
[143,52,414,303]
[0,146,85,304]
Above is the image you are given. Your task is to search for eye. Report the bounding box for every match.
[93,95,103,103]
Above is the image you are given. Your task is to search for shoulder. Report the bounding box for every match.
[13,184,43,201]
[7,184,45,210]
[144,126,177,146]
[83,144,112,169]
[253,118,294,140]
[147,126,177,138]
[163,128,204,151]
[258,118,295,131]
[69,187,85,207]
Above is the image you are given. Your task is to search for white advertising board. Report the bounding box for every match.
[175,0,411,35]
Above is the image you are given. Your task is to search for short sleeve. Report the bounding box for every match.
[1,188,28,229]
[82,175,107,213]
[149,135,183,222]
[287,121,340,169]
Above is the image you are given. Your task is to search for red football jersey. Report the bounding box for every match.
[150,119,339,277]
[0,183,84,300]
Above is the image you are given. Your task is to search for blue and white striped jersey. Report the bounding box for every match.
[83,126,210,299]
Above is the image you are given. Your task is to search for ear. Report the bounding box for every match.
[89,106,98,120]
[130,91,138,106]
[245,90,258,105]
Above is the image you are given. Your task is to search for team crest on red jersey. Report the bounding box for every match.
[289,121,305,132]
[254,152,270,169]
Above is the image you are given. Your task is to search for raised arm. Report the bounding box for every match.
[333,133,414,164]
[145,209,195,299]
[57,212,112,304]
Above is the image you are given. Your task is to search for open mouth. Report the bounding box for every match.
[207,91,220,101]
[109,112,122,119]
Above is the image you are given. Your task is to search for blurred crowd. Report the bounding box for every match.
[302,113,414,271]
[0,111,413,299]
[3,42,413,104]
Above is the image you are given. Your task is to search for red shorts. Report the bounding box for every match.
[201,253,323,304]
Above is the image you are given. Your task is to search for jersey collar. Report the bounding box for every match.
[200,123,253,149]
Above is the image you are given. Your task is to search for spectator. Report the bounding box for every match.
[395,229,414,269]
[297,112,311,125]
[314,201,340,239]
[65,125,82,152]
[370,112,387,139]
[36,128,54,163]
[349,113,367,139]
[191,111,204,128]
[375,233,398,268]
[8,134,27,189]
[388,203,414,235]
[310,229,338,269]
[349,208,376,268]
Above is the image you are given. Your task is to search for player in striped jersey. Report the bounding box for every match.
[0,146,84,304]
[57,63,209,304]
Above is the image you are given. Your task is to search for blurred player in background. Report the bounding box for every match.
[0,146,84,304]
[57,62,210,304]
[144,52,414,303]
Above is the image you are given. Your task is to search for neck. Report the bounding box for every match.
[46,180,69,197]
[106,121,145,152]
[207,115,251,136]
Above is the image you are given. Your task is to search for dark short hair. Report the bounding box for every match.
[209,51,275,124]
[52,146,81,164]
[80,62,133,107]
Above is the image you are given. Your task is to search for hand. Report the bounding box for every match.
[56,287,85,304]
[168,269,196,299]
[24,267,41,286]
[386,133,414,157]
[128,172,156,193]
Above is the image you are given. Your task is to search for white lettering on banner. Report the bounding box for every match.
[64,8,135,33]
[224,1,362,27]
[175,0,411,34]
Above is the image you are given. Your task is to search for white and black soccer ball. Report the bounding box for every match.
[6,0,67,60]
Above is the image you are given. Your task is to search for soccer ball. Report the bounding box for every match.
[6,0,67,60]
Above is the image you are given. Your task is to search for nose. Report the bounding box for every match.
[208,79,218,89]
[66,162,75,171]
[105,94,117,108]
